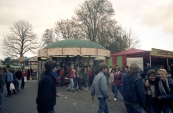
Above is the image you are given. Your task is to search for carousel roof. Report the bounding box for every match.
[44,39,105,49]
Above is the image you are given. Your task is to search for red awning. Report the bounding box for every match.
[111,48,150,56]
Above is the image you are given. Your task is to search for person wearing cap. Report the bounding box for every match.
[36,60,60,113]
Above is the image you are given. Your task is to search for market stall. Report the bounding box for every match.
[111,48,173,72]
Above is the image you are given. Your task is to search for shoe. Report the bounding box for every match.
[67,89,70,91]
[114,98,117,101]
[85,88,88,90]
[6,95,10,97]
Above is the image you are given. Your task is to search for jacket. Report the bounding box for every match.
[0,71,4,89]
[122,74,146,107]
[79,70,83,79]
[16,71,22,80]
[91,71,109,99]
[36,71,56,113]
[157,78,173,100]
[5,72,13,83]
[83,71,89,81]
[114,72,122,86]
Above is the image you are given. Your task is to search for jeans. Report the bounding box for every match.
[89,76,93,86]
[77,77,82,90]
[38,110,55,113]
[21,78,25,88]
[125,103,142,113]
[67,78,74,90]
[17,79,21,90]
[6,82,11,96]
[0,88,2,106]
[84,81,88,89]
[149,103,161,113]
[97,98,109,113]
[114,86,122,98]
[111,84,114,93]
[60,76,65,86]
[162,102,170,113]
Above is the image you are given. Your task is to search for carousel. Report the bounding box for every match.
[37,39,110,80]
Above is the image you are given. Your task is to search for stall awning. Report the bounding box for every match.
[111,48,150,56]
[95,57,105,60]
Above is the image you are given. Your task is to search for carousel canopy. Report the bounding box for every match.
[38,40,110,57]
[44,40,105,49]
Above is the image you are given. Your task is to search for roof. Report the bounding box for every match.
[25,56,37,61]
[111,48,150,56]
[44,40,105,49]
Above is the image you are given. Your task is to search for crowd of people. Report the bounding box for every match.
[104,63,173,113]
[45,66,98,91]
[0,68,36,108]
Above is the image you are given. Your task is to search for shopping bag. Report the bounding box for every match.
[10,83,15,90]
[24,77,27,82]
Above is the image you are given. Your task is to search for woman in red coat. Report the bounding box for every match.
[21,70,28,89]
[113,67,122,101]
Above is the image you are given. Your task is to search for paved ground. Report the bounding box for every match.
[0,80,127,113]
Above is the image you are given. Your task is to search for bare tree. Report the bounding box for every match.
[123,28,141,49]
[3,20,38,58]
[75,0,114,42]
[42,28,55,46]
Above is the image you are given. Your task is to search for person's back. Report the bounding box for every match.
[122,74,144,105]
[36,74,56,112]
[122,63,145,113]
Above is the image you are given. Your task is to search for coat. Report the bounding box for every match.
[122,74,146,107]
[0,71,4,89]
[36,71,56,113]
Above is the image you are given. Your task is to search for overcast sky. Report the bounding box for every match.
[0,0,173,59]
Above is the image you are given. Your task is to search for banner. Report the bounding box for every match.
[150,48,173,58]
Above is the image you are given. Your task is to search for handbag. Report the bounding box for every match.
[10,83,15,90]
[24,77,27,82]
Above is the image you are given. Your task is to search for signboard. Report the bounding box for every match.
[150,48,173,58]
[63,48,80,55]
[25,60,29,66]
[19,56,24,62]
[81,48,97,56]
[127,57,143,71]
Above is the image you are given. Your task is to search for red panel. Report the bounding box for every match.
[106,59,108,65]
[112,57,117,67]
[122,55,127,66]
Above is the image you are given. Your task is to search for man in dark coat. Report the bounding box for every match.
[36,60,60,113]
[144,63,152,79]
[15,68,22,91]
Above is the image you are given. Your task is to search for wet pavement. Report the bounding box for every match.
[0,80,126,113]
